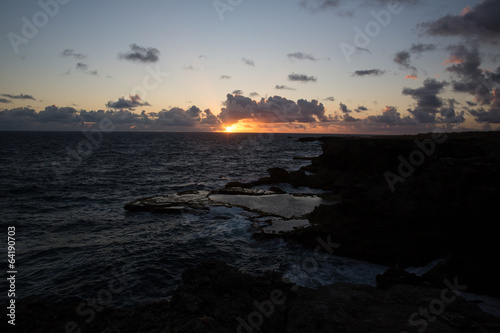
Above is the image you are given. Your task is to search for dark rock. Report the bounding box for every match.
[376,268,424,289]
[225,181,253,188]
[267,167,289,181]
[6,260,499,332]
[269,186,286,194]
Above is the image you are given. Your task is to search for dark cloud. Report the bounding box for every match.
[339,102,351,113]
[275,85,296,90]
[242,57,255,66]
[287,52,318,61]
[1,93,36,100]
[324,96,335,102]
[61,49,86,60]
[439,100,466,124]
[0,98,11,104]
[342,114,360,122]
[300,0,341,12]
[0,105,222,131]
[119,44,160,63]
[106,95,151,110]
[444,44,500,105]
[249,92,260,97]
[76,63,98,76]
[468,89,500,123]
[156,106,201,127]
[232,90,243,95]
[409,43,436,55]
[301,0,419,13]
[419,0,500,41]
[288,73,317,83]
[220,75,231,79]
[401,79,466,125]
[352,69,386,77]
[200,109,221,125]
[218,94,329,124]
[367,106,416,125]
[393,51,417,74]
[0,106,80,127]
[297,99,328,122]
[402,78,448,109]
[355,106,368,112]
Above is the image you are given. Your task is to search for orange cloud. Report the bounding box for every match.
[459,6,471,17]
[405,75,418,79]
[443,55,464,65]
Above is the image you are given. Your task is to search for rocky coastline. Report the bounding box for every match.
[5,131,500,332]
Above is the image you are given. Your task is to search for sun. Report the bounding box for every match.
[225,125,236,132]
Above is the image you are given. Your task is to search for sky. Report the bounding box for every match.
[0,0,499,133]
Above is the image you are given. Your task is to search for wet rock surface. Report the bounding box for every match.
[5,260,500,333]
[125,188,337,235]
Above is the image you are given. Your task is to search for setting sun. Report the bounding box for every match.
[225,125,236,132]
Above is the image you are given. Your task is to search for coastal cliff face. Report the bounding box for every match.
[281,132,500,298]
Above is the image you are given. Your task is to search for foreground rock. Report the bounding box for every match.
[4,260,499,332]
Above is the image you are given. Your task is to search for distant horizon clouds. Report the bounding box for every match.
[1,0,499,133]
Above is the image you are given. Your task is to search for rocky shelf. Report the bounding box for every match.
[124,188,338,235]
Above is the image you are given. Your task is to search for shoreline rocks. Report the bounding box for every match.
[4,260,500,332]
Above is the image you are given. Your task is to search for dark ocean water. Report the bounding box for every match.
[0,131,387,308]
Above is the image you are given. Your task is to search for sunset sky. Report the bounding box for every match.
[1,0,499,133]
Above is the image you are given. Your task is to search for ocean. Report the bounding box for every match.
[0,131,388,308]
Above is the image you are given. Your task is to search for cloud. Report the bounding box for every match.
[0,106,80,128]
[242,57,255,66]
[76,63,98,76]
[366,106,416,125]
[297,99,329,122]
[218,94,329,124]
[355,106,368,112]
[339,102,351,113]
[275,85,296,90]
[1,93,36,100]
[249,92,260,97]
[119,44,160,63]
[61,49,86,60]
[0,98,11,104]
[232,90,243,95]
[468,89,500,123]
[409,43,436,55]
[324,96,335,102]
[0,104,223,131]
[155,106,202,127]
[342,114,360,122]
[406,75,418,79]
[401,79,466,125]
[352,69,386,77]
[419,0,500,41]
[106,95,151,109]
[300,0,419,13]
[287,52,318,61]
[443,44,500,105]
[288,73,317,83]
[220,75,231,79]
[393,51,417,74]
[402,78,448,109]
[299,0,341,12]
[200,109,221,125]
